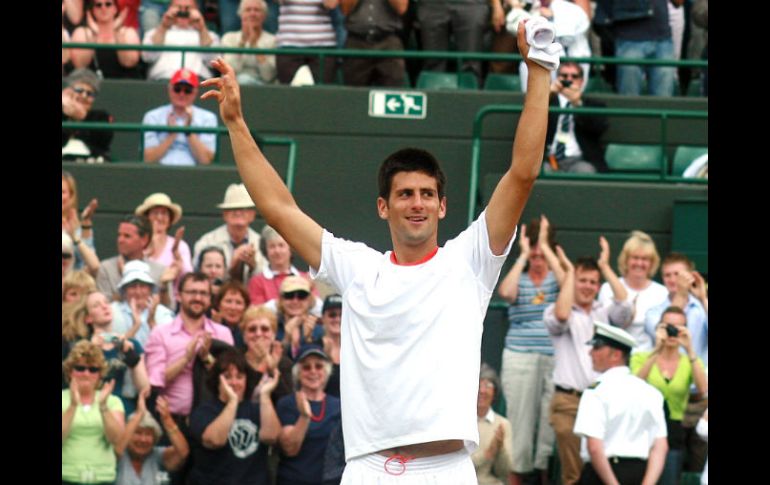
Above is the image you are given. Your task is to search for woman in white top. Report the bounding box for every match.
[598,230,667,350]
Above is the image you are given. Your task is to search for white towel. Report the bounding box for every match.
[506,11,564,71]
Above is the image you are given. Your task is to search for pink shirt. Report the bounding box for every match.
[144,315,234,415]
[247,265,314,305]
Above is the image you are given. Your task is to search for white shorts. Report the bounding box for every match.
[341,448,477,485]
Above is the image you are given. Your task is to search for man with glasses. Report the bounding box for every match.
[62,67,114,162]
[544,61,609,174]
[543,242,632,485]
[144,272,234,485]
[142,67,218,166]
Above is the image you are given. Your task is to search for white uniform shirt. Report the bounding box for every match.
[573,366,667,461]
[311,210,513,460]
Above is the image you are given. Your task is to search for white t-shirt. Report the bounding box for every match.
[598,278,668,351]
[311,211,513,460]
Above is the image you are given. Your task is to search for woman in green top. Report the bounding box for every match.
[630,305,707,485]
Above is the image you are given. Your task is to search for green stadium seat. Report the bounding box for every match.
[416,71,478,90]
[484,73,522,92]
[687,78,703,97]
[584,75,614,94]
[605,143,665,173]
[672,145,708,176]
[680,471,702,485]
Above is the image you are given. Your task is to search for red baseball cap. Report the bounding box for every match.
[170,68,199,87]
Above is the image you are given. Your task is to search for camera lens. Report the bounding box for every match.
[665,324,679,337]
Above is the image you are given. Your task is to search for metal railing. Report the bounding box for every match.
[62,121,299,192]
[467,105,708,224]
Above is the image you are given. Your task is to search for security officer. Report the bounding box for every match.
[573,321,669,485]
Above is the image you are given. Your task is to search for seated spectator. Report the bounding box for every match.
[141,0,221,81]
[115,389,189,485]
[63,270,98,304]
[197,246,228,299]
[62,340,126,485]
[117,0,141,31]
[274,0,339,84]
[110,260,176,346]
[319,295,342,397]
[340,0,407,87]
[62,295,91,385]
[187,348,281,485]
[62,170,100,275]
[472,363,514,485]
[270,276,323,357]
[62,68,114,162]
[222,0,278,86]
[543,62,609,174]
[276,345,341,485]
[248,225,314,305]
[142,68,218,166]
[69,0,143,79]
[213,280,251,347]
[64,0,85,33]
[63,1,72,73]
[63,231,76,284]
[192,184,268,284]
[241,305,294,403]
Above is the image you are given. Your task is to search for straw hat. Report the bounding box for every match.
[135,193,183,226]
[217,183,256,210]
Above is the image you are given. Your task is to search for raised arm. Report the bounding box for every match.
[485,21,550,255]
[497,224,530,303]
[553,246,575,322]
[201,58,323,270]
[597,237,627,303]
[538,215,566,285]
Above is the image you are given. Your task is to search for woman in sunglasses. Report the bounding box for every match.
[273,276,323,359]
[276,345,341,485]
[69,0,143,79]
[63,340,126,485]
[62,68,115,161]
[241,306,294,404]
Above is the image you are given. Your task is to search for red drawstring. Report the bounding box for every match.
[384,454,415,475]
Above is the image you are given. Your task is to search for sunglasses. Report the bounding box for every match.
[246,324,272,333]
[282,290,309,300]
[325,310,341,318]
[93,1,114,7]
[173,83,194,94]
[73,365,101,373]
[62,252,73,259]
[72,86,96,98]
[559,73,582,80]
[301,362,325,371]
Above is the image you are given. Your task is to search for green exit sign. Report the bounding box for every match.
[368,91,427,119]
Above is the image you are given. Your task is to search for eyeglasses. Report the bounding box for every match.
[173,83,194,94]
[558,73,582,80]
[72,86,96,98]
[73,365,101,373]
[246,324,272,333]
[62,252,73,259]
[94,1,114,8]
[282,290,310,300]
[181,290,210,297]
[301,362,325,371]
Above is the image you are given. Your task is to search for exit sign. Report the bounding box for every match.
[369,91,427,119]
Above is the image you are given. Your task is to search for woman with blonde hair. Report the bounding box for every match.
[63,270,98,304]
[598,230,667,350]
[62,170,100,276]
[240,305,294,403]
[62,340,126,485]
[272,276,323,359]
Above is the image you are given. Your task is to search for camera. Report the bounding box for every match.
[176,8,190,18]
[665,324,679,337]
[561,79,573,88]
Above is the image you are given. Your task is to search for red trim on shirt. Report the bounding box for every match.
[390,246,439,266]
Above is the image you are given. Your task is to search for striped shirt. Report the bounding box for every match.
[276,0,337,47]
[504,271,559,355]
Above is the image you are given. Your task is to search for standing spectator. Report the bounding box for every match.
[62,68,114,161]
[187,348,281,485]
[63,270,98,305]
[497,216,561,485]
[64,0,86,32]
[631,306,708,485]
[696,409,708,484]
[598,231,667,351]
[63,1,73,73]
[417,0,489,83]
[222,0,278,85]
[691,0,707,96]
[573,321,669,485]
[62,340,126,485]
[276,345,342,485]
[472,363,514,485]
[62,170,100,275]
[192,183,268,284]
[340,0,407,87]
[274,0,339,84]
[69,0,143,79]
[142,0,221,81]
[248,225,313,305]
[544,62,609,174]
[544,239,632,485]
[142,68,218,166]
[136,193,194,282]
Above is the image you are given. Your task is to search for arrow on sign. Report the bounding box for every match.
[386,98,402,112]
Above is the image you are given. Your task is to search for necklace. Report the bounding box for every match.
[310,396,327,422]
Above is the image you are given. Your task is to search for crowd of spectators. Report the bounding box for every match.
[62,0,708,94]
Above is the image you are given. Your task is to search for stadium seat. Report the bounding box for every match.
[484,73,522,92]
[605,143,665,173]
[416,71,478,90]
[687,78,704,97]
[584,75,614,94]
[672,145,708,176]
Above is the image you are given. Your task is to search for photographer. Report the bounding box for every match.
[543,62,609,174]
[631,306,708,485]
[141,0,221,81]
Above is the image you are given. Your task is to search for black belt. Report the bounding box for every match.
[555,385,582,397]
[348,30,396,43]
[608,456,646,464]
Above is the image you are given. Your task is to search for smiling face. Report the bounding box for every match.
[625,250,653,280]
[322,308,341,337]
[266,236,291,271]
[377,171,446,256]
[70,357,102,392]
[178,279,211,319]
[127,427,156,459]
[200,251,226,281]
[662,261,690,294]
[147,206,172,233]
[222,208,257,232]
[574,267,601,309]
[298,355,328,392]
[62,177,75,213]
[219,289,247,324]
[91,0,117,23]
[123,281,153,307]
[243,316,275,351]
[219,364,247,402]
[528,245,548,274]
[240,0,266,27]
[477,378,496,412]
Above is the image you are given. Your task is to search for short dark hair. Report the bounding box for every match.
[660,305,686,321]
[558,61,583,78]
[122,214,153,239]
[575,256,600,273]
[214,280,251,311]
[206,348,249,397]
[178,271,211,294]
[196,246,226,272]
[526,218,557,249]
[662,252,695,271]
[377,148,447,200]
